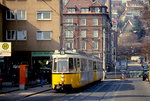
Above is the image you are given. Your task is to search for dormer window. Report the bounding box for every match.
[94,7,100,13]
[81,8,89,13]
[101,7,106,13]
[67,8,76,13]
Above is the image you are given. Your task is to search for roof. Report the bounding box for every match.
[127,7,144,10]
[126,1,144,7]
[122,20,135,32]
[91,0,102,7]
[112,1,122,4]
[53,50,101,60]
[63,0,106,13]
[121,6,144,17]
[65,0,92,9]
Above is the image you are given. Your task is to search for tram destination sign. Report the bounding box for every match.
[0,42,11,56]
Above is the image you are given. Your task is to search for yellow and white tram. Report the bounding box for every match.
[52,50,103,91]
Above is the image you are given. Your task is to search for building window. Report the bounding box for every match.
[65,18,73,25]
[93,18,98,25]
[17,10,26,20]
[80,18,86,25]
[6,30,16,40]
[102,7,106,13]
[6,10,15,20]
[94,7,100,13]
[81,8,89,13]
[93,29,98,37]
[17,30,27,40]
[65,30,73,38]
[65,40,73,50]
[93,40,98,50]
[37,11,51,20]
[80,40,86,50]
[80,29,86,38]
[36,31,51,40]
[67,8,75,13]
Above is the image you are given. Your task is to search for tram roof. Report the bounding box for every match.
[53,50,101,60]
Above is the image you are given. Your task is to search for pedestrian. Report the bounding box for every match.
[122,73,125,80]
[40,75,44,87]
[143,71,148,81]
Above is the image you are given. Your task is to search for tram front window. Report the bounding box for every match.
[58,59,68,72]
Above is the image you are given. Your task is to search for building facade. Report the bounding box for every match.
[62,0,112,71]
[0,1,8,77]
[1,0,61,83]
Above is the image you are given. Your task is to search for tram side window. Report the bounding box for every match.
[97,62,101,69]
[77,58,80,72]
[81,59,84,71]
[81,59,87,71]
[89,60,93,70]
[53,58,57,72]
[74,58,77,71]
[69,58,75,72]
[85,59,87,71]
[93,61,96,71]
[96,62,98,70]
[98,62,102,70]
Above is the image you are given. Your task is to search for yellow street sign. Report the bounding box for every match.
[0,42,11,56]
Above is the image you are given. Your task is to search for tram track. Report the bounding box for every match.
[78,81,115,101]
[51,81,115,101]
[20,80,122,101]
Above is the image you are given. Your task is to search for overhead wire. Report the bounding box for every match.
[41,0,60,15]
[41,0,99,53]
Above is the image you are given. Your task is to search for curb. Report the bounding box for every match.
[0,89,19,94]
[0,84,50,94]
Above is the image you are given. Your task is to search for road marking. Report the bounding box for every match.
[76,94,80,96]
[69,97,74,99]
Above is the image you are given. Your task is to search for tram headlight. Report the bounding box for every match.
[61,78,64,82]
[61,74,64,78]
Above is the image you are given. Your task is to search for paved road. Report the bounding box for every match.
[18,78,150,101]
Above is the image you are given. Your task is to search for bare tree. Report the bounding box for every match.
[140,2,150,62]
[141,39,150,62]
[118,33,141,59]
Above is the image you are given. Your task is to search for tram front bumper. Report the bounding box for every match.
[54,84,72,90]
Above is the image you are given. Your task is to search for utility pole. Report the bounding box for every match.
[102,28,106,80]
[60,0,64,50]
[114,47,116,79]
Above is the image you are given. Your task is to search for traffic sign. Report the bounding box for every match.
[0,42,11,56]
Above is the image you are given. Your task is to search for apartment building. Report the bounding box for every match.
[1,0,61,82]
[62,0,112,70]
[121,0,144,21]
[111,0,123,31]
[0,0,7,42]
[0,1,8,75]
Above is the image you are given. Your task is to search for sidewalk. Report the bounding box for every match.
[0,84,51,101]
